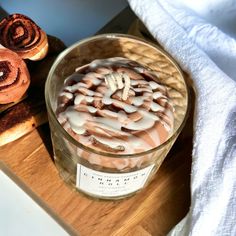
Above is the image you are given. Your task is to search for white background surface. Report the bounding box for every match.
[1,0,128,46]
[0,170,70,236]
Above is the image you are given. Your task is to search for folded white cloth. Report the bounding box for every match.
[128,0,236,235]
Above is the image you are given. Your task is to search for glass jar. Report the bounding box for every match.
[45,34,189,200]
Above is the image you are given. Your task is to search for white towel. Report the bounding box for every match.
[128,0,236,235]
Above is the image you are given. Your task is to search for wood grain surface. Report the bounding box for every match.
[0,6,193,236]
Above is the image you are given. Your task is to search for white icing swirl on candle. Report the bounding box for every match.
[57,57,174,154]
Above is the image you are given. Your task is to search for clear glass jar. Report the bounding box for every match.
[45,34,189,200]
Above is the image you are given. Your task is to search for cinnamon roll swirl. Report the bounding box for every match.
[57,57,174,155]
[0,47,30,104]
[0,13,48,61]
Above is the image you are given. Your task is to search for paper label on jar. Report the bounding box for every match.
[76,164,155,197]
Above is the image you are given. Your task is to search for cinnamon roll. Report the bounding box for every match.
[0,13,48,61]
[57,57,174,155]
[0,47,30,104]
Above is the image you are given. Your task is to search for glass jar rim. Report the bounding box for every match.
[45,33,190,158]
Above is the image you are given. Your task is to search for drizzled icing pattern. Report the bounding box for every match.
[57,57,174,154]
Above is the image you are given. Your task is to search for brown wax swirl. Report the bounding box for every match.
[0,47,30,104]
[57,57,174,154]
[0,13,48,61]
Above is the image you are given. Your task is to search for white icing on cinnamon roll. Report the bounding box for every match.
[57,57,174,154]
